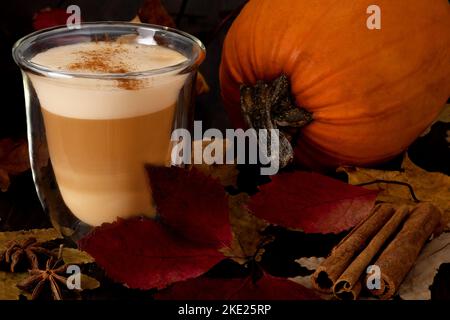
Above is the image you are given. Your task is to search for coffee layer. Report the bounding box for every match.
[42,105,176,226]
[30,42,188,119]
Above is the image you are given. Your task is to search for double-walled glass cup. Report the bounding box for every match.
[13,22,205,242]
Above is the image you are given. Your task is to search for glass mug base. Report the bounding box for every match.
[13,22,205,242]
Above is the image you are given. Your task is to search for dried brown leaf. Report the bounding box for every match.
[421,104,449,136]
[0,229,60,252]
[296,257,325,271]
[0,139,30,191]
[437,104,450,123]
[80,274,100,291]
[223,194,269,264]
[399,233,450,300]
[0,271,30,300]
[290,276,332,300]
[191,139,238,188]
[196,73,210,95]
[58,248,95,266]
[130,15,141,23]
[339,155,450,229]
[291,257,334,300]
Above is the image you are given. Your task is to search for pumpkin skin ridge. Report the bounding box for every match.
[293,16,447,98]
[308,82,447,126]
[251,0,275,81]
[290,34,449,124]
[244,0,259,81]
[293,136,404,168]
[220,0,450,169]
[302,100,439,158]
[223,36,244,85]
[280,0,343,75]
[299,105,434,165]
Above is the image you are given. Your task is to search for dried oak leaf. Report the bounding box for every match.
[33,8,72,31]
[340,155,450,229]
[223,194,269,264]
[0,139,30,192]
[248,171,378,234]
[155,274,320,300]
[399,233,450,300]
[79,166,232,289]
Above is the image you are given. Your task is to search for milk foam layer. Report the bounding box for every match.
[30,42,188,119]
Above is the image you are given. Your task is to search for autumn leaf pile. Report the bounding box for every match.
[0,104,444,300]
[0,229,98,300]
[78,165,377,299]
[1,0,448,298]
[77,105,449,300]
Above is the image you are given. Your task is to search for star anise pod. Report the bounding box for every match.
[0,237,55,272]
[17,257,68,300]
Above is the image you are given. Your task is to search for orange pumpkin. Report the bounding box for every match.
[220,0,450,169]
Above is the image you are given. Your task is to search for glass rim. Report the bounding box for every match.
[12,21,206,80]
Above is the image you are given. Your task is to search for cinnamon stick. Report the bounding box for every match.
[311,204,395,293]
[333,206,410,300]
[367,203,441,300]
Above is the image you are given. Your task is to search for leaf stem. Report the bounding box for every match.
[57,244,64,260]
[356,180,420,202]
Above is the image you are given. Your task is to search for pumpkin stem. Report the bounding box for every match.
[240,74,313,168]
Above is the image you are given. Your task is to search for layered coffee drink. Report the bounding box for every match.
[29,41,187,226]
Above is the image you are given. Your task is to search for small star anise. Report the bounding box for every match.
[17,257,68,300]
[0,237,55,272]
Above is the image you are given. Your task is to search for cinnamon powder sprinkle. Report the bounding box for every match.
[67,42,143,90]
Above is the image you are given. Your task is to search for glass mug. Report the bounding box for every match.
[13,22,205,242]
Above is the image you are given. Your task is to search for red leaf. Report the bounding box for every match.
[155,274,320,300]
[33,8,71,31]
[79,218,225,289]
[248,171,377,234]
[148,167,232,246]
[79,167,232,289]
